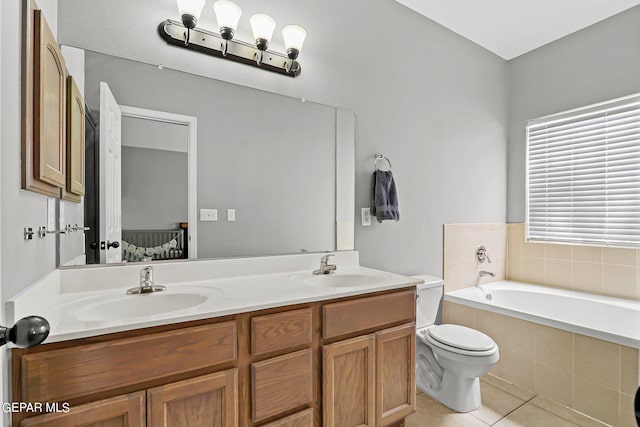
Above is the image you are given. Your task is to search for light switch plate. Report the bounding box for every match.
[361,208,371,226]
[200,209,218,221]
[227,209,236,222]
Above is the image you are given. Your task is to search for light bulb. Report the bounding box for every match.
[213,0,242,40]
[250,14,276,50]
[282,25,307,59]
[176,0,206,29]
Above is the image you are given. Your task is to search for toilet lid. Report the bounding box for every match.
[427,324,496,352]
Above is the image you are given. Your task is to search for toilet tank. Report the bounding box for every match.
[413,275,444,329]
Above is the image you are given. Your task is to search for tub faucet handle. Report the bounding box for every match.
[476,246,491,264]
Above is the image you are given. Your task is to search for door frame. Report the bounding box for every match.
[119,105,198,259]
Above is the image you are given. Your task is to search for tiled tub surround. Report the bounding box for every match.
[7,251,420,343]
[508,223,640,300]
[443,223,640,426]
[444,299,639,427]
[443,224,507,292]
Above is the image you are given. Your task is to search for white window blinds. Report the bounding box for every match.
[526,93,640,247]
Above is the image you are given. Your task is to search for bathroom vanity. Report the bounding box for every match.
[9,253,419,427]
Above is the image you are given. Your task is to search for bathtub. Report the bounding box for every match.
[445,281,640,348]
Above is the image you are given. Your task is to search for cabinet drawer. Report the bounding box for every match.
[20,391,145,427]
[21,321,237,402]
[251,308,312,356]
[251,349,313,423]
[261,408,313,427]
[322,290,415,339]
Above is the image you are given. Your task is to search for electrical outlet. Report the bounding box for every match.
[47,198,56,230]
[361,208,371,226]
[227,209,236,222]
[200,209,218,221]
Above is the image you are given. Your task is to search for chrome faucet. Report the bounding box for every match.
[313,254,337,275]
[126,266,167,294]
[479,270,496,278]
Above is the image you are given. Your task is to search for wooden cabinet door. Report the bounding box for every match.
[20,391,145,427]
[147,369,238,427]
[323,335,375,427]
[33,9,66,188]
[65,76,85,201]
[375,323,416,426]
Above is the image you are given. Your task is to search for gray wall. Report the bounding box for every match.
[121,146,188,230]
[59,0,509,276]
[507,5,640,223]
[85,51,337,258]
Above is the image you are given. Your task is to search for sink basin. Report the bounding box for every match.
[75,292,211,322]
[303,272,392,289]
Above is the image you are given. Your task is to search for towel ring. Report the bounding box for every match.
[374,154,392,171]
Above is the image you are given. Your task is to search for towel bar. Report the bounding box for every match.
[374,154,392,171]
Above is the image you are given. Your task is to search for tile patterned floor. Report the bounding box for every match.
[406,377,610,427]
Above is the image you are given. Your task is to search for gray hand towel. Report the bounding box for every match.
[372,170,400,222]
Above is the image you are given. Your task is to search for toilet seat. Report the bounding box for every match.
[419,325,497,357]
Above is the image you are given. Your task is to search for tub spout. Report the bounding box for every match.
[479,270,496,278]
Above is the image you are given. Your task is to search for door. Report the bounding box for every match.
[20,392,145,427]
[99,82,122,263]
[323,335,375,427]
[375,323,416,426]
[147,370,238,427]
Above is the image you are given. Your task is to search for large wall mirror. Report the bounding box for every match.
[58,49,355,267]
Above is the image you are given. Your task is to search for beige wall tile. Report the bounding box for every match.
[620,392,637,427]
[545,243,572,260]
[500,352,535,392]
[533,363,572,407]
[572,376,620,426]
[444,223,459,233]
[572,246,602,263]
[572,262,602,294]
[602,264,637,299]
[446,261,478,292]
[448,231,473,263]
[522,256,545,284]
[507,254,522,281]
[475,310,503,348]
[523,240,545,258]
[574,335,621,391]
[621,346,639,395]
[482,374,536,401]
[502,317,535,361]
[443,302,475,329]
[603,247,638,266]
[545,259,572,289]
[534,325,573,374]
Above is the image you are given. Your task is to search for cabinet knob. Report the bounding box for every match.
[0,316,50,348]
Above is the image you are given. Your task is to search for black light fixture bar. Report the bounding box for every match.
[158,19,301,77]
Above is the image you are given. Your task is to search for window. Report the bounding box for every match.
[526,93,640,247]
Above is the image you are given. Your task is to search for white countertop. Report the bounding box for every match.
[7,252,425,343]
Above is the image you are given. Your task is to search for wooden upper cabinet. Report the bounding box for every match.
[22,2,67,196]
[33,9,66,188]
[64,76,85,201]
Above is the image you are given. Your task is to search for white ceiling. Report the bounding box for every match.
[395,0,640,60]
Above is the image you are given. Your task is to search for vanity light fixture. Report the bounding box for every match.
[159,0,306,77]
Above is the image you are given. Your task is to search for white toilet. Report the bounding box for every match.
[414,275,499,413]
